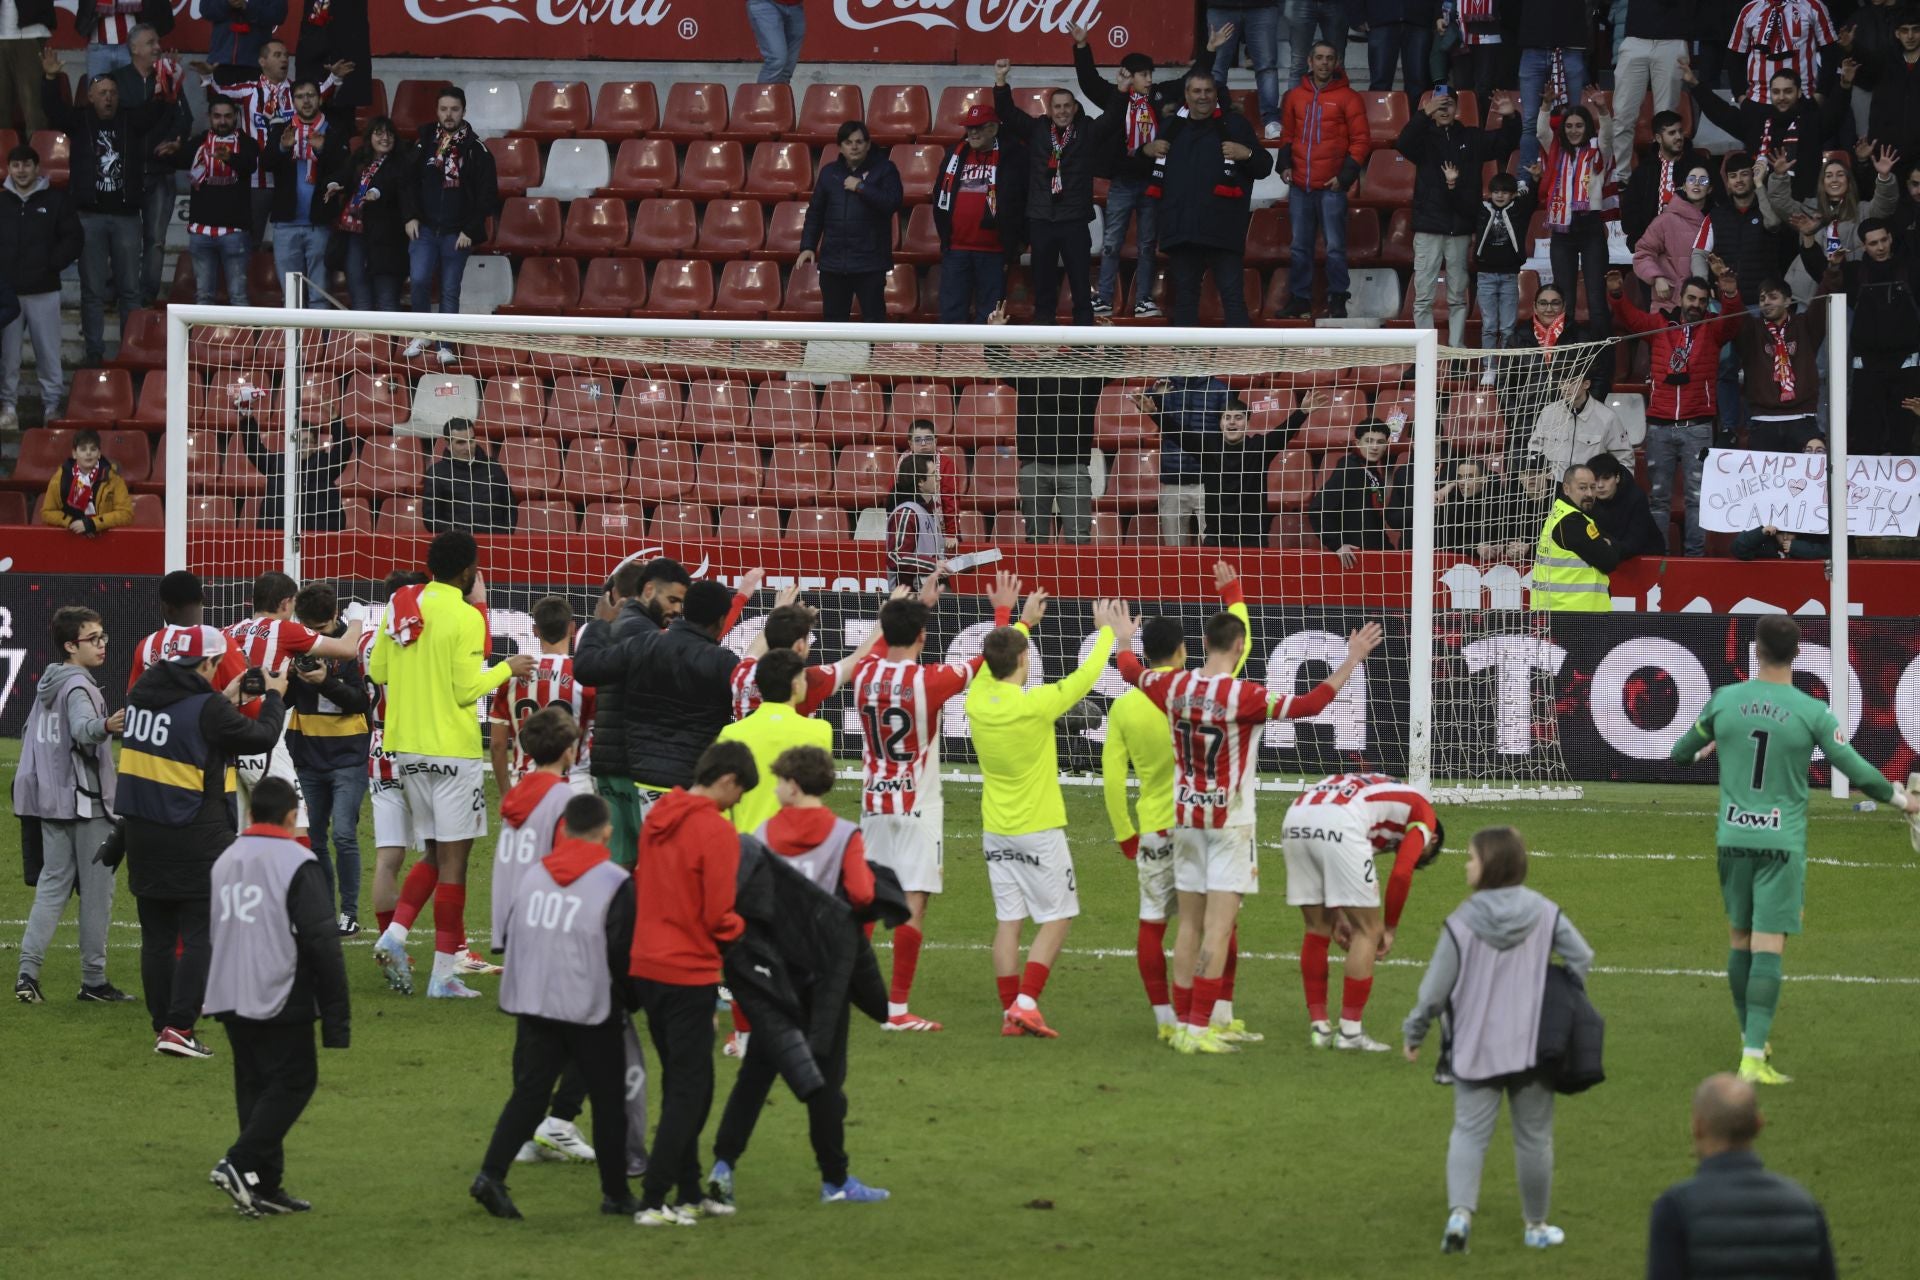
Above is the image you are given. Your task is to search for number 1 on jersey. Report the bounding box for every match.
[1749,728,1771,791]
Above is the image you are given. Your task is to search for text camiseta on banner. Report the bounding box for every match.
[1700,450,1920,538]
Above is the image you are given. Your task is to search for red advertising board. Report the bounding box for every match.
[52,1,1195,66]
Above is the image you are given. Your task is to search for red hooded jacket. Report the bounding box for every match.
[500,769,569,839]
[1277,69,1370,192]
[1609,280,1745,423]
[629,788,744,985]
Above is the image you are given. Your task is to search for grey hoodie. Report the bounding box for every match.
[11,662,115,821]
[1402,885,1593,1050]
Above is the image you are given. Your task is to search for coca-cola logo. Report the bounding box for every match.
[402,0,675,26]
[833,0,1105,34]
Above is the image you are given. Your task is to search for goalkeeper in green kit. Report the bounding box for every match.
[1671,615,1920,1086]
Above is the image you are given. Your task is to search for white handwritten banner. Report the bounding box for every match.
[1701,450,1920,536]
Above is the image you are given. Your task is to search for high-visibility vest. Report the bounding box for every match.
[1531,497,1612,612]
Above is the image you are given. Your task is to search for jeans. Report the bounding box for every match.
[820,268,887,322]
[136,893,212,1034]
[223,1019,319,1197]
[297,763,368,917]
[140,175,176,304]
[1287,0,1347,84]
[1549,214,1611,337]
[1449,1077,1556,1221]
[714,1000,852,1185]
[939,248,1005,323]
[1,290,66,413]
[1168,246,1252,326]
[1098,178,1156,309]
[1610,37,1685,172]
[1519,48,1589,170]
[86,42,133,80]
[1289,185,1350,300]
[1717,341,1745,443]
[1748,415,1823,454]
[78,210,142,363]
[344,234,402,311]
[17,815,116,989]
[272,224,333,309]
[1018,462,1093,543]
[746,0,805,86]
[1412,232,1470,345]
[633,979,719,1209]
[1210,4,1285,126]
[1159,482,1207,545]
[1476,271,1518,350]
[1029,217,1093,325]
[191,230,252,306]
[1644,419,1711,556]
[1368,22,1433,109]
[409,229,469,328]
[482,1015,633,1202]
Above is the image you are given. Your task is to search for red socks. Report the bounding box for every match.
[375,910,394,934]
[432,883,466,956]
[1223,926,1239,1001]
[1341,976,1374,1023]
[996,974,1019,1010]
[1188,976,1221,1029]
[730,1002,752,1033]
[1136,920,1170,1006]
[890,923,923,1006]
[394,861,438,930]
[1173,984,1192,1022]
[295,834,312,850]
[1019,961,1050,1003]
[1301,932,1331,1023]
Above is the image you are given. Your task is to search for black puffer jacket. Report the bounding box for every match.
[0,177,83,296]
[800,153,903,274]
[1396,109,1521,236]
[1154,107,1274,253]
[1645,1151,1836,1280]
[575,613,737,790]
[572,600,658,782]
[121,661,285,900]
[995,81,1116,225]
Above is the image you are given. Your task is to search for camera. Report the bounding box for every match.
[290,653,325,675]
[240,667,267,697]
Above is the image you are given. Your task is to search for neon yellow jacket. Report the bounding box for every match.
[967,627,1115,836]
[367,582,511,759]
[716,701,834,836]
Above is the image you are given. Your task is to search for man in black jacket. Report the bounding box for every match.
[1311,420,1406,565]
[296,0,372,137]
[0,144,83,430]
[1587,452,1668,559]
[115,624,289,1060]
[796,120,904,323]
[1687,63,1853,204]
[1397,88,1520,345]
[263,79,351,310]
[1831,217,1920,454]
[1645,1073,1836,1280]
[1142,68,1273,327]
[932,106,1027,323]
[237,399,355,532]
[1621,111,1708,249]
[401,85,496,364]
[994,55,1114,325]
[421,418,514,534]
[106,22,192,305]
[178,99,260,306]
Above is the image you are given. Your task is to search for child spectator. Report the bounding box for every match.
[1587,452,1668,559]
[41,428,132,535]
[1472,170,1538,378]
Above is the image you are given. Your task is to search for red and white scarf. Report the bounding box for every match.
[1755,111,1799,167]
[934,142,997,220]
[430,122,474,189]
[93,0,143,45]
[1047,121,1075,196]
[384,585,427,647]
[339,153,386,233]
[1544,135,1615,229]
[1533,312,1567,362]
[1124,91,1156,155]
[308,0,334,26]
[1657,155,1677,208]
[1693,215,1715,254]
[65,462,103,516]
[288,115,325,186]
[1765,318,1796,398]
[191,131,240,187]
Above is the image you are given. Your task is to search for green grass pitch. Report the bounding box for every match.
[5,739,1918,1278]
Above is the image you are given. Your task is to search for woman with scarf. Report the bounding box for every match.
[884,453,953,591]
[1537,104,1615,337]
[318,116,410,311]
[1501,282,1611,416]
[41,428,132,535]
[1763,145,1900,299]
[1632,161,1717,314]
[400,85,497,363]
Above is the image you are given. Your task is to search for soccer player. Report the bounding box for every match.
[1103,563,1251,1041]
[717,650,834,837]
[1117,605,1384,1054]
[368,532,536,999]
[131,571,249,697]
[849,570,1033,1032]
[1282,772,1443,1051]
[488,594,594,795]
[1669,614,1919,1085]
[359,570,438,994]
[730,592,884,721]
[967,596,1126,1039]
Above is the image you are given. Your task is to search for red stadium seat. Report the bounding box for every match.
[1267,449,1317,511]
[1098,450,1161,513]
[582,81,659,141]
[928,86,993,142]
[834,445,894,507]
[129,372,168,431]
[748,379,817,443]
[710,260,782,319]
[628,439,697,503]
[1443,391,1505,455]
[585,499,647,537]
[1094,382,1154,451]
[559,196,629,257]
[741,140,813,200]
[478,376,547,438]
[897,203,942,265]
[1245,206,1288,267]
[547,373,618,439]
[497,435,562,498]
[128,492,163,528]
[88,429,149,485]
[372,497,427,536]
[518,500,578,535]
[7,429,73,491]
[692,199,767,261]
[772,260,822,320]
[889,144,944,203]
[624,197,699,259]
[339,372,410,436]
[989,510,1030,541]
[754,201,809,262]
[1346,206,1382,265]
[577,257,649,317]
[600,138,677,199]
[28,130,68,188]
[948,508,986,543]
[1268,512,1318,548]
[718,504,779,540]
[391,80,455,136]
[109,309,167,371]
[485,136,543,198]
[1089,513,1123,544]
[1360,91,1409,146]
[792,84,865,145]
[656,82,729,142]
[1380,207,1415,269]
[54,368,134,428]
[615,377,685,438]
[349,438,425,499]
[634,259,714,318]
[885,382,955,440]
[883,264,918,318]
[954,382,1017,448]
[353,80,389,134]
[684,377,752,441]
[497,256,581,316]
[558,436,626,503]
[487,197,563,254]
[818,379,885,443]
[669,141,746,199]
[867,84,932,144]
[765,441,833,505]
[649,502,715,543]
[785,507,847,541]
[716,83,794,142]
[1355,151,1416,209]
[515,80,591,142]
[970,446,1020,510]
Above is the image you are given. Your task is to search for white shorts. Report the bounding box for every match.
[862,813,944,894]
[236,735,308,828]
[1173,825,1259,896]
[395,754,488,843]
[568,763,594,796]
[1281,813,1379,909]
[983,829,1080,924]
[1136,831,1178,922]
[370,776,422,851]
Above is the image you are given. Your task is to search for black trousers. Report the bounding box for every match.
[1851,367,1920,456]
[136,893,211,1034]
[820,269,888,322]
[714,1000,852,1186]
[482,1015,631,1202]
[633,979,717,1208]
[1749,415,1824,454]
[223,1018,318,1195]
[1549,215,1611,338]
[549,1062,587,1122]
[1029,216,1094,325]
[1168,246,1252,327]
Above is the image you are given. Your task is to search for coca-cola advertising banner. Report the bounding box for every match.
[52,1,1192,66]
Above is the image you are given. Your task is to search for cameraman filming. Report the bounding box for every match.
[284,583,371,937]
[116,625,289,1060]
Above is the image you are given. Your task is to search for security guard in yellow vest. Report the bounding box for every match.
[1532,463,1621,613]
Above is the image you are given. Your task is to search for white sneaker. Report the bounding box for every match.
[1309,1020,1335,1048]
[1263,120,1284,140]
[1133,298,1160,318]
[1335,1029,1391,1052]
[436,346,458,365]
[723,1030,750,1058]
[0,406,16,430]
[426,974,483,999]
[534,1116,595,1162]
[514,1140,551,1164]
[402,338,428,359]
[1523,1223,1566,1249]
[454,948,503,976]
[635,1204,697,1227]
[1443,1208,1472,1253]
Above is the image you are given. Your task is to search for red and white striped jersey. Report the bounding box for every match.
[1729,0,1836,105]
[1289,773,1438,852]
[729,655,843,721]
[488,654,596,778]
[358,626,399,783]
[1119,655,1340,830]
[208,76,340,187]
[130,626,181,689]
[848,653,981,816]
[91,1,144,43]
[224,616,321,671]
[130,627,252,709]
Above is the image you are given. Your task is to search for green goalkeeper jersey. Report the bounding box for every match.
[1671,679,1894,852]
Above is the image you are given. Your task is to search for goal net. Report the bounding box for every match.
[164,308,1608,799]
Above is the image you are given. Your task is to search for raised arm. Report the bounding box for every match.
[1268,622,1384,719]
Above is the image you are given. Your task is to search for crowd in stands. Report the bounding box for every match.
[2,0,1918,562]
